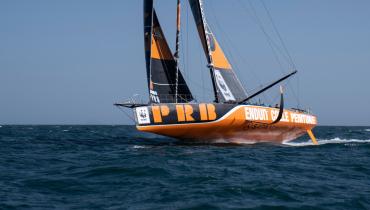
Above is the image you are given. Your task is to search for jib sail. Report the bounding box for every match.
[144,0,193,103]
[189,0,247,103]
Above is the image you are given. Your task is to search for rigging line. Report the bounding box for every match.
[227,3,270,104]
[270,89,282,106]
[246,1,298,75]
[243,0,300,105]
[178,0,189,98]
[186,0,189,81]
[240,0,292,70]
[182,1,199,102]
[198,33,206,101]
[240,0,286,104]
[179,3,186,79]
[152,82,188,86]
[186,76,214,95]
[246,0,286,70]
[260,0,301,107]
[297,73,301,108]
[226,0,276,103]
[148,6,154,103]
[200,50,206,101]
[154,12,177,87]
[183,1,208,100]
[180,32,186,78]
[261,0,296,69]
[174,0,181,103]
[154,36,181,102]
[207,1,249,97]
[153,17,177,89]
[207,1,263,103]
[229,0,276,84]
[206,3,243,82]
[196,1,219,102]
[209,1,277,105]
[117,106,135,124]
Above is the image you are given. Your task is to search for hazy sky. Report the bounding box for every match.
[1,0,369,125]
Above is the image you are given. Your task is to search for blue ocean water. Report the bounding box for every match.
[0,125,369,210]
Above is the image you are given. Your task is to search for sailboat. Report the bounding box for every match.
[115,0,318,144]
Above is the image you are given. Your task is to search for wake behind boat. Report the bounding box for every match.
[116,0,318,144]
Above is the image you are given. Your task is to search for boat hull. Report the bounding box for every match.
[134,103,317,144]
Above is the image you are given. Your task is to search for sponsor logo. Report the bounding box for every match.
[290,113,316,124]
[151,104,217,123]
[135,107,150,124]
[214,70,235,101]
[150,90,160,103]
[245,107,269,121]
[245,106,316,124]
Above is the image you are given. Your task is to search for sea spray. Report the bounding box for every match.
[284,137,370,147]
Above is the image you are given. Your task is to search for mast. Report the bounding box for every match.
[191,0,219,102]
[174,0,181,103]
[188,0,248,103]
[174,0,181,60]
[200,2,219,102]
[143,0,194,104]
[143,0,154,99]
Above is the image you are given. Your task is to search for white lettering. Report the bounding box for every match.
[290,113,316,124]
[270,110,290,122]
[150,90,160,103]
[245,107,269,121]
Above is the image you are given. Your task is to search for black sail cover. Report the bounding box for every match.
[189,0,248,103]
[143,0,193,103]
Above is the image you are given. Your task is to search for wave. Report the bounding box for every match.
[284,137,370,147]
[365,129,370,132]
[132,145,147,149]
[169,137,370,146]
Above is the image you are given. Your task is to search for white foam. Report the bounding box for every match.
[365,129,370,132]
[0,125,2,128]
[62,130,69,132]
[211,138,257,144]
[284,137,370,147]
[132,145,147,149]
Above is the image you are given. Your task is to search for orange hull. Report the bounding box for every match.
[134,104,317,144]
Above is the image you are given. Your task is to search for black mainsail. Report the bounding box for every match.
[189,0,248,103]
[143,0,193,103]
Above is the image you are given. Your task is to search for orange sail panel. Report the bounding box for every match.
[143,0,193,103]
[189,0,247,103]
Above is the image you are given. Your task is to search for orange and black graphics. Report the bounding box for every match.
[188,0,247,103]
[143,2,193,104]
[134,104,317,142]
[135,103,317,127]
[134,103,235,126]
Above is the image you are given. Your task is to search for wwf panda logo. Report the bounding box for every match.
[136,107,150,124]
[139,110,147,119]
